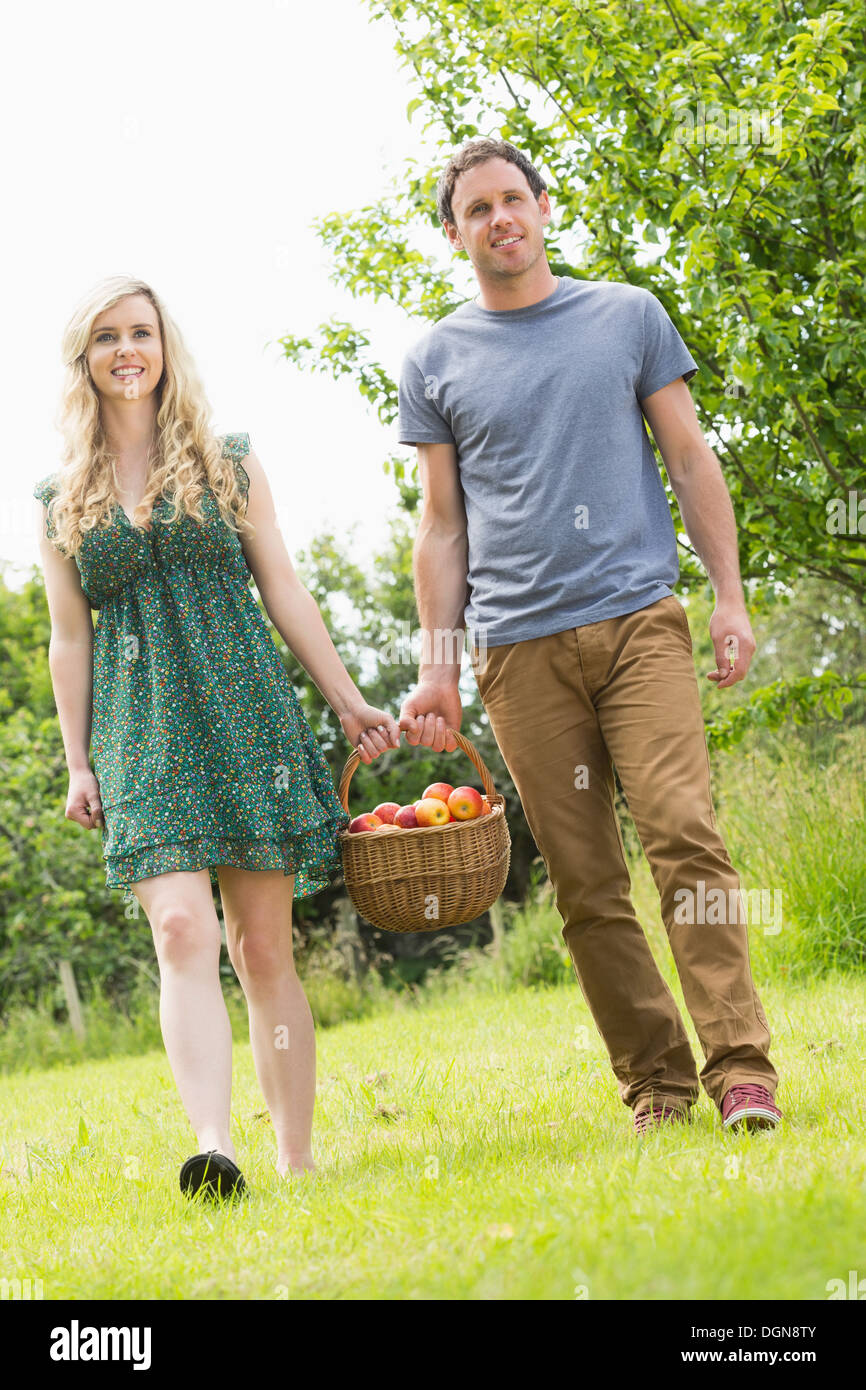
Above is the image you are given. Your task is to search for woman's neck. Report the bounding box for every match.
[101,397,160,458]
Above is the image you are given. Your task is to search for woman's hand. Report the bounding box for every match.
[66,767,105,830]
[339,702,402,764]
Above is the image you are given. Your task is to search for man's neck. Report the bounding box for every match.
[474,260,559,312]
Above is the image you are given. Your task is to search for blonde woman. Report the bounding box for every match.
[33,275,401,1201]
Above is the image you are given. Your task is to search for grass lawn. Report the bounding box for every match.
[1,969,864,1301]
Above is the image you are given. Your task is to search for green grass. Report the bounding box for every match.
[713,725,866,977]
[1,968,864,1300]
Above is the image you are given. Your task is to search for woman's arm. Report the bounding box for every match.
[236,449,400,763]
[35,500,104,826]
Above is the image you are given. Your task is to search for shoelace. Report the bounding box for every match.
[726,1084,773,1105]
[635,1104,684,1130]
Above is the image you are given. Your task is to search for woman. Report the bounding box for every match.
[33,275,401,1201]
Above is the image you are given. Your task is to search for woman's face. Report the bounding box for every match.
[86,293,164,403]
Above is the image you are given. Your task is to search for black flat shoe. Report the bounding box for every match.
[179,1150,247,1202]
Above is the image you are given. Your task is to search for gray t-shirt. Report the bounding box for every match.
[397,275,699,647]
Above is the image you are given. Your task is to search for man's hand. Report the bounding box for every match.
[398,680,463,752]
[706,602,756,689]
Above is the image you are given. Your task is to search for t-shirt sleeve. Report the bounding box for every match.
[397,352,456,447]
[635,291,699,401]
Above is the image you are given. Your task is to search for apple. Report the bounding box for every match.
[481,797,492,816]
[448,786,483,820]
[394,804,419,829]
[375,823,400,832]
[423,782,454,805]
[415,797,451,827]
[373,802,400,824]
[348,813,383,834]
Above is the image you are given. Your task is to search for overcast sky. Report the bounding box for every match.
[2,0,466,588]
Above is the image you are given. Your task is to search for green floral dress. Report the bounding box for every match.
[33,433,350,897]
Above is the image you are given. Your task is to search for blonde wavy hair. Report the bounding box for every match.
[46,275,254,556]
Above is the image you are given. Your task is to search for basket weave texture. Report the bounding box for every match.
[338,728,511,934]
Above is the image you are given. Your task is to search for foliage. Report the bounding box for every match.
[0,702,158,1011]
[705,666,866,750]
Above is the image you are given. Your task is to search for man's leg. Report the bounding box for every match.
[591,595,779,1111]
[473,629,700,1115]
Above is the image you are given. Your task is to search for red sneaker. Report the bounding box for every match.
[634,1103,690,1135]
[721,1083,782,1131]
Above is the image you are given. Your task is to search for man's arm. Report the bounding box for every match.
[398,441,469,753]
[640,377,755,689]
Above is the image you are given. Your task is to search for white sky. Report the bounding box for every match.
[1,0,458,588]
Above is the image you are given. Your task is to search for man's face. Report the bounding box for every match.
[445,157,551,279]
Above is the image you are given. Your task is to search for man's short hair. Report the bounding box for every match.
[436,138,547,226]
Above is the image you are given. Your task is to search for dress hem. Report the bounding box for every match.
[103,830,347,899]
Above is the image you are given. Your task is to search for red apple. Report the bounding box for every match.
[394,805,419,829]
[415,797,451,827]
[448,786,483,821]
[375,823,400,833]
[423,782,454,805]
[348,813,383,834]
[373,802,400,824]
[481,797,492,816]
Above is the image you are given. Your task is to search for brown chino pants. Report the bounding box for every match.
[471,594,778,1116]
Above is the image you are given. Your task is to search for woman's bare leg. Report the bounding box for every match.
[216,866,316,1177]
[132,869,236,1163]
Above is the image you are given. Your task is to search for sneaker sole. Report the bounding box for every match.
[723,1107,781,1130]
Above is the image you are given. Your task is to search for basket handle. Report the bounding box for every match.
[337,727,500,815]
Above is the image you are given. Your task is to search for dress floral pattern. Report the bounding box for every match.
[33,433,350,896]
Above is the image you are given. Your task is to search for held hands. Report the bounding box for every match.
[340,701,402,765]
[398,680,463,753]
[66,768,105,831]
[706,602,757,689]
[341,679,464,763]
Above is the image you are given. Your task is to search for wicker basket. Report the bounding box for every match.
[337,727,511,934]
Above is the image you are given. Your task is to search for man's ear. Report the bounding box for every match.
[443,219,463,250]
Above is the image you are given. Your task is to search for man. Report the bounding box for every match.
[395,137,782,1135]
